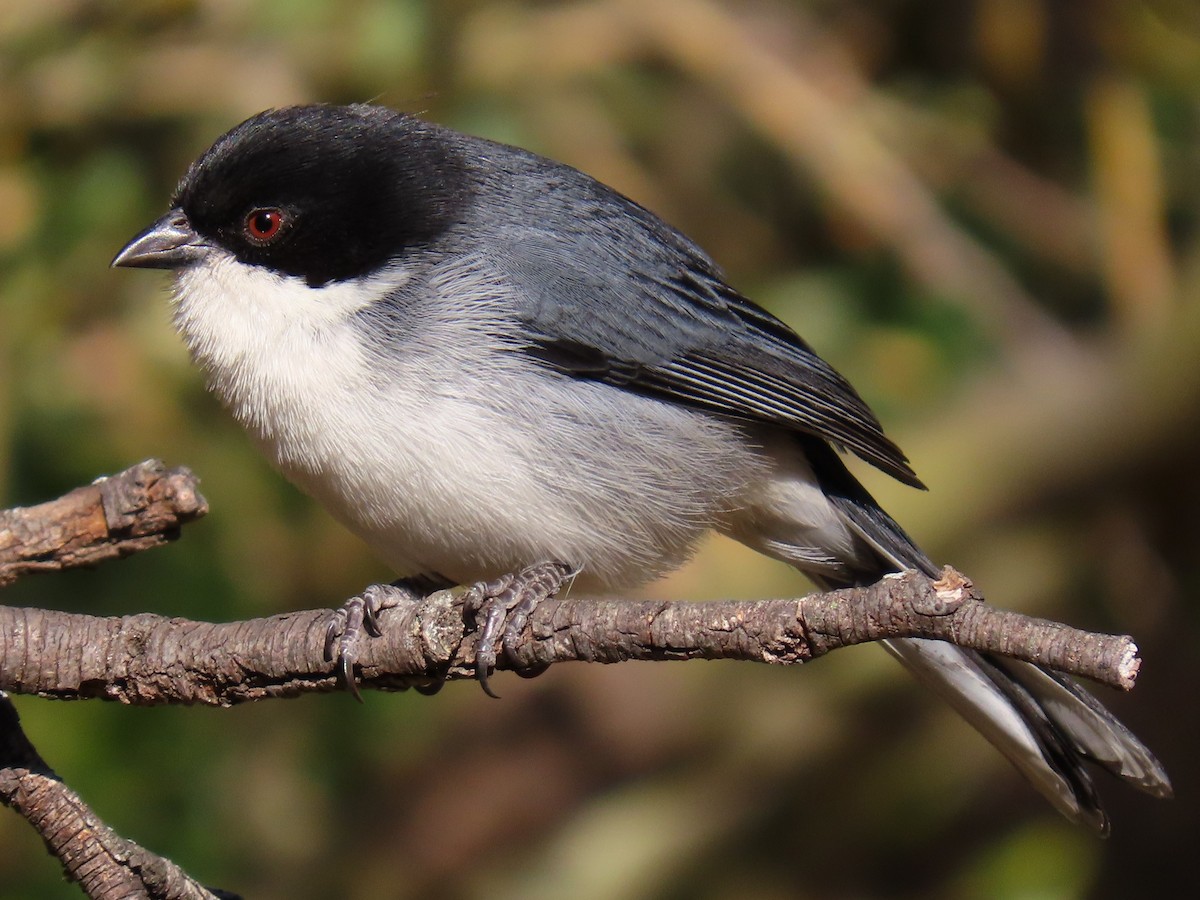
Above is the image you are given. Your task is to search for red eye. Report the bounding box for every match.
[245,208,284,243]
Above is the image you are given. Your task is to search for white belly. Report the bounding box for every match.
[170,254,765,589]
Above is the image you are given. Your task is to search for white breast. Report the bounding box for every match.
[170,252,763,589]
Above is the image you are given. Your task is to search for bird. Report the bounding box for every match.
[112,103,1170,833]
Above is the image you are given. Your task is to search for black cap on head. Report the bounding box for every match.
[173,104,472,286]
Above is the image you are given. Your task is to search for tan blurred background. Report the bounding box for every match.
[1,1,1196,897]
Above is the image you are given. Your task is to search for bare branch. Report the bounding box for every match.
[0,568,1139,706]
[0,463,1151,898]
[0,693,238,900]
[0,460,208,587]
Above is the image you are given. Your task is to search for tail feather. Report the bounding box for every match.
[883,637,1111,832]
[995,657,1173,797]
[788,437,1172,831]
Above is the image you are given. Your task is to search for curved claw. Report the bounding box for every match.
[463,561,574,697]
[477,667,501,700]
[324,613,346,663]
[339,653,364,704]
[472,593,508,699]
[362,602,382,638]
[323,577,441,701]
[361,583,389,638]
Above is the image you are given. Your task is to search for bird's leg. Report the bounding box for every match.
[325,573,452,701]
[463,561,576,698]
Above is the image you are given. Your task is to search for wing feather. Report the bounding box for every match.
[498,231,923,487]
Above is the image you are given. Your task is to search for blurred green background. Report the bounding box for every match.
[1,0,1196,897]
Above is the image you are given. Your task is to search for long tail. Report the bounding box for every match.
[799,440,1172,833]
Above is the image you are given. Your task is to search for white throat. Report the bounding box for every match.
[170,253,408,472]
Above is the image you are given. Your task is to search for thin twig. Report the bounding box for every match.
[0,460,208,587]
[0,693,238,899]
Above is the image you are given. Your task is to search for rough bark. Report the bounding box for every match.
[0,460,207,587]
[0,461,1150,898]
[0,694,237,899]
[0,557,1140,705]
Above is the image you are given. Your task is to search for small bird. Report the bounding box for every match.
[113,103,1170,832]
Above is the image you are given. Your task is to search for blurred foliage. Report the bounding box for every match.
[1,0,1197,897]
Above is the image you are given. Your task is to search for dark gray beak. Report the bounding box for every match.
[112,209,207,270]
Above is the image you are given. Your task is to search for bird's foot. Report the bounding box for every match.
[325,574,451,701]
[463,561,576,698]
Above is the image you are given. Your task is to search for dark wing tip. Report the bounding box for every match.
[865,446,927,491]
